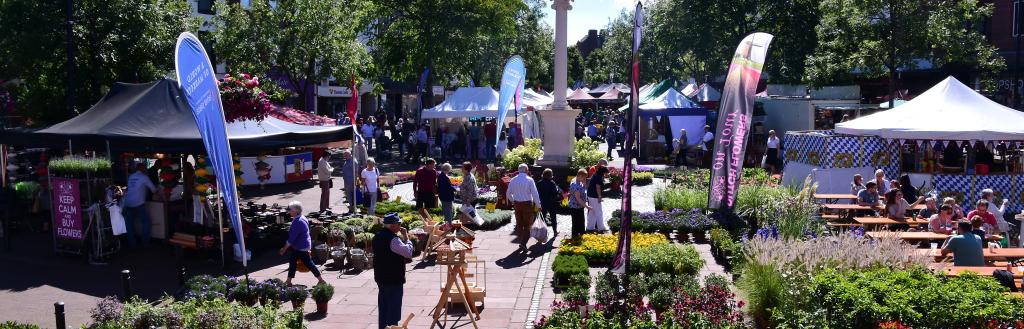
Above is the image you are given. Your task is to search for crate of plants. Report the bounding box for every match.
[674,208,716,242]
[558,233,668,265]
[551,254,589,288]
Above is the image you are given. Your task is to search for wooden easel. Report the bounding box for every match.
[429,237,480,329]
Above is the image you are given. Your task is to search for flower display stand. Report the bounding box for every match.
[429,235,480,329]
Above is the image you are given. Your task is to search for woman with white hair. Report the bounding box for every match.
[279,201,326,286]
[360,158,381,215]
[436,163,457,224]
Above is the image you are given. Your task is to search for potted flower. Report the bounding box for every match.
[228,280,258,306]
[285,285,309,310]
[258,279,286,306]
[311,283,335,315]
[606,168,623,191]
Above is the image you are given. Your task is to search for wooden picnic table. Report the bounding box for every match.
[814,193,858,200]
[915,248,1024,260]
[823,203,926,211]
[867,231,949,241]
[854,217,929,227]
[928,265,1023,278]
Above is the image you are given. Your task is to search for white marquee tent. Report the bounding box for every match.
[836,76,1024,140]
[422,87,508,119]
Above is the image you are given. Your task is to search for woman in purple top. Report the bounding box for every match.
[279,201,326,286]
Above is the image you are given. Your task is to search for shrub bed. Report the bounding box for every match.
[551,254,589,288]
[770,267,1024,328]
[86,296,304,329]
[630,243,703,277]
[558,233,667,264]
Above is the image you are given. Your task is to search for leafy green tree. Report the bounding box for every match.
[212,0,370,112]
[0,0,198,124]
[367,0,523,97]
[516,0,554,90]
[567,46,586,86]
[806,0,1004,98]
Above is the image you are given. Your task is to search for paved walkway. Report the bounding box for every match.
[0,140,727,328]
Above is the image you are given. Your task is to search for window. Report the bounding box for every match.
[197,0,215,15]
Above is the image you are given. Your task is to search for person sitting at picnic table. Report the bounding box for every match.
[928,204,955,234]
[917,197,938,219]
[872,169,887,191]
[888,179,900,194]
[940,220,986,266]
[850,174,865,196]
[884,188,925,220]
[970,216,989,240]
[856,182,882,216]
[966,199,999,235]
[979,188,1010,234]
[898,174,919,204]
[943,197,965,220]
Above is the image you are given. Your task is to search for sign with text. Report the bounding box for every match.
[175,32,247,266]
[708,33,773,211]
[52,177,83,240]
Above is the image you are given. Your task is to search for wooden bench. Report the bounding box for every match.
[826,222,862,228]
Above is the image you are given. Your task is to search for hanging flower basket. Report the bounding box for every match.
[219,73,272,123]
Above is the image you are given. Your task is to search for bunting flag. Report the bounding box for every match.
[347,75,358,125]
[707,32,774,211]
[610,1,643,274]
[174,32,247,266]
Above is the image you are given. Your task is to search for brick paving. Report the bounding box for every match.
[0,140,727,328]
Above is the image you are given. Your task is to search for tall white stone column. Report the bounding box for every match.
[537,0,579,167]
[551,0,570,110]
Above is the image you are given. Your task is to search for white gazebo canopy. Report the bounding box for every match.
[522,88,553,109]
[422,87,513,119]
[836,76,1024,140]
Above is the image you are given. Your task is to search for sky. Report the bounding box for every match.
[541,0,636,46]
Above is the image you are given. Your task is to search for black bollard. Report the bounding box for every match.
[120,269,132,301]
[178,266,187,286]
[54,302,65,329]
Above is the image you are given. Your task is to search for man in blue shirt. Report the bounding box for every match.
[123,163,160,248]
[941,220,986,266]
[856,182,882,216]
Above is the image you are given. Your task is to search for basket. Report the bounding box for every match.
[349,249,368,269]
[296,251,313,272]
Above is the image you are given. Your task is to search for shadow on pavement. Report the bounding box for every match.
[0,230,291,302]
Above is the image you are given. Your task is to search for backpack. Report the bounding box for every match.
[993,269,1019,292]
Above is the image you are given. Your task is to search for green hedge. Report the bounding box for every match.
[552,254,589,288]
[630,243,703,277]
[772,267,1024,328]
[0,322,39,329]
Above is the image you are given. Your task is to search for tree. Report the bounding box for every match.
[366,0,524,94]
[806,0,1004,98]
[212,0,370,112]
[0,0,198,124]
[567,46,586,86]
[515,0,554,90]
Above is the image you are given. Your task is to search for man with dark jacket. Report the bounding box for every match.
[372,213,414,329]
